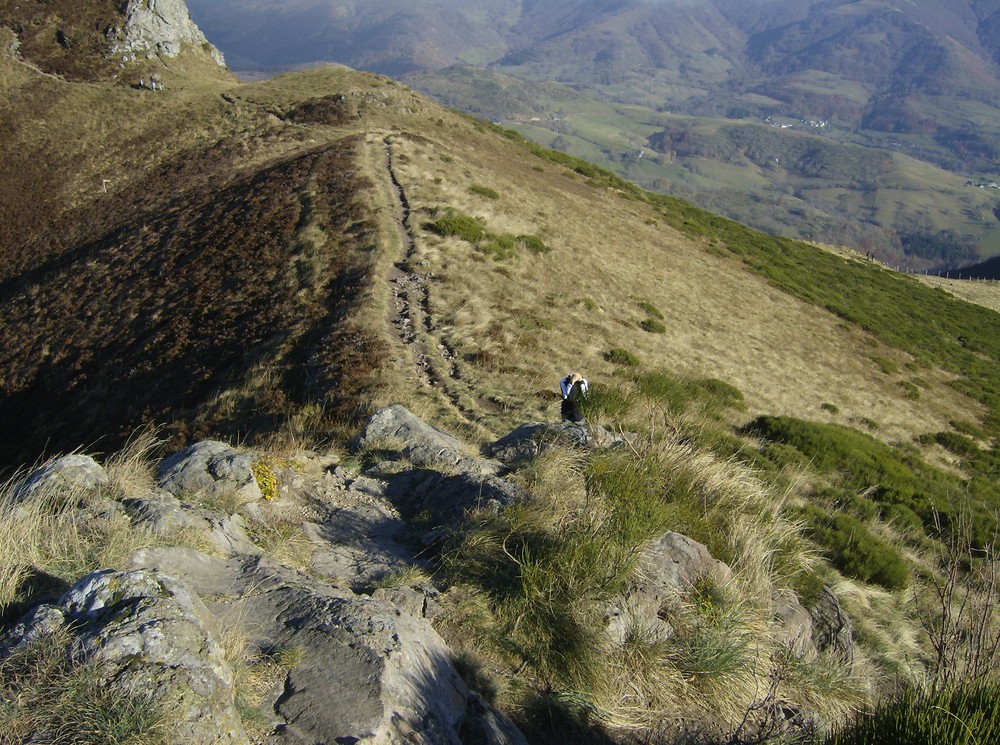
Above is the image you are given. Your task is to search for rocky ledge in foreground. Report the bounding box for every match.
[0,405,855,743]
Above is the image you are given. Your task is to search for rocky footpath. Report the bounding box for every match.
[0,405,855,743]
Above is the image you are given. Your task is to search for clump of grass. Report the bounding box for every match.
[871,356,899,375]
[605,348,640,367]
[578,383,635,423]
[640,318,667,334]
[0,625,169,744]
[637,300,664,320]
[516,234,551,254]
[825,679,1000,745]
[633,370,746,417]
[821,402,840,415]
[367,565,431,591]
[468,184,500,200]
[225,614,304,742]
[0,463,161,624]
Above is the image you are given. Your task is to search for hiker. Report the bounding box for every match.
[560,372,589,423]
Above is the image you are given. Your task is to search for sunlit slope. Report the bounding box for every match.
[0,59,992,469]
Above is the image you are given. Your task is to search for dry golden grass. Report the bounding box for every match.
[374,121,981,446]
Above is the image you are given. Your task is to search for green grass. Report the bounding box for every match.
[825,679,1000,745]
[425,209,551,260]
[468,184,500,200]
[797,505,909,589]
[640,318,667,334]
[605,348,640,367]
[745,415,1000,549]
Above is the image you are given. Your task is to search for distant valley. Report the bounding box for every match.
[187,0,1000,268]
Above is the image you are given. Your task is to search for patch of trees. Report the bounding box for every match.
[899,230,979,267]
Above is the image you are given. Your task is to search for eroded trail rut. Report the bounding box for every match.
[378,136,477,422]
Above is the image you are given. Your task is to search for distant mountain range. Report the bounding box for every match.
[187,0,1000,266]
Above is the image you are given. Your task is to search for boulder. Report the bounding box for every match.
[489,421,631,466]
[356,404,500,476]
[771,589,816,660]
[13,453,109,502]
[107,0,225,66]
[2,568,246,744]
[606,531,733,645]
[417,471,528,525]
[157,440,262,504]
[809,586,857,664]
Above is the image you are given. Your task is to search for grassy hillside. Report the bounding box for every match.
[407,65,1000,265]
[4,25,1000,742]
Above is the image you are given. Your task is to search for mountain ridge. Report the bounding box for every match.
[5,2,1000,742]
[184,0,1000,265]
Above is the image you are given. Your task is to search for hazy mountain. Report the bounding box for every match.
[185,0,1000,265]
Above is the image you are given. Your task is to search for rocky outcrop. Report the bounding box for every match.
[4,404,837,743]
[157,439,262,502]
[130,549,525,744]
[2,568,247,744]
[106,0,225,66]
[356,403,502,476]
[488,420,633,466]
[772,589,816,660]
[606,530,734,644]
[809,586,857,663]
[12,453,108,502]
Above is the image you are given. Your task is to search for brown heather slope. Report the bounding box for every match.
[0,46,984,471]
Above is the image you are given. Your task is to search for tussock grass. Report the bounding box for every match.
[0,482,155,624]
[0,624,169,744]
[438,380,863,737]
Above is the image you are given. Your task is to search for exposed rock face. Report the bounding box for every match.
[107,0,225,66]
[772,589,816,660]
[356,403,501,476]
[488,420,632,466]
[132,549,525,744]
[809,586,857,663]
[3,569,247,744]
[157,439,262,502]
[606,531,734,644]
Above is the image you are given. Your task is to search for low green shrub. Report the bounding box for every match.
[426,210,487,243]
[606,348,640,367]
[798,505,909,589]
[745,415,1000,548]
[918,430,980,458]
[871,356,899,375]
[468,184,500,200]
[640,318,667,334]
[820,402,840,415]
[516,234,551,254]
[637,300,664,320]
[477,234,518,260]
[632,371,746,417]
